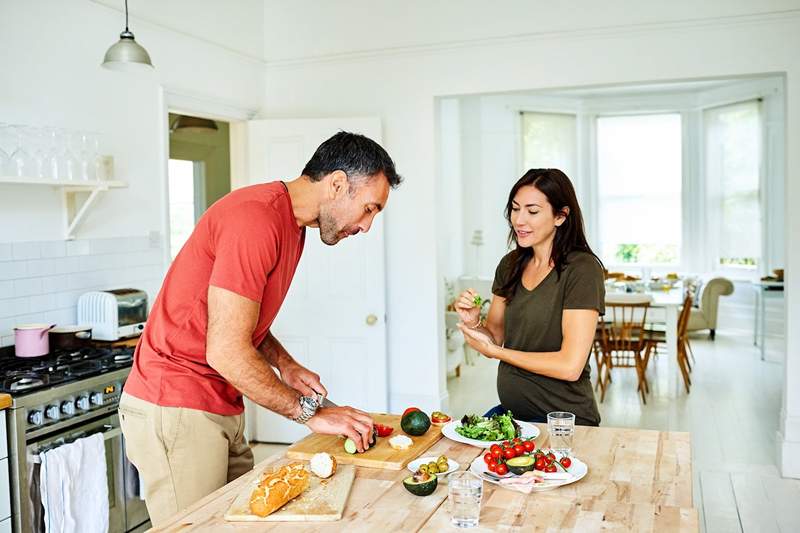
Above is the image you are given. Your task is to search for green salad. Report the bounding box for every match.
[455,412,521,441]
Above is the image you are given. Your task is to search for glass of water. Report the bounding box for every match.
[547,411,576,455]
[448,471,482,528]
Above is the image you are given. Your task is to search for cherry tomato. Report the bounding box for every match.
[545,464,557,473]
[483,452,493,464]
[523,440,535,453]
[513,444,525,456]
[512,437,522,444]
[402,407,421,418]
[495,463,509,476]
[546,452,556,463]
[560,457,572,469]
[502,441,511,448]
[491,448,503,460]
[534,457,546,471]
[490,444,502,454]
[503,448,516,460]
[488,460,498,473]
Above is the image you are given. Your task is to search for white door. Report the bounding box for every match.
[238,118,388,443]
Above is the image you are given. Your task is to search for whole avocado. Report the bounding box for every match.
[401,410,431,436]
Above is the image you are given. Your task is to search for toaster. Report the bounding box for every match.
[77,289,148,341]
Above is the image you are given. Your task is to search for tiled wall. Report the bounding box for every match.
[0,235,165,347]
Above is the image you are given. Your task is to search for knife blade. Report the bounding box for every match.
[318,394,338,408]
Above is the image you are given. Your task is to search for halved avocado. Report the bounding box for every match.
[403,472,438,496]
[506,455,535,475]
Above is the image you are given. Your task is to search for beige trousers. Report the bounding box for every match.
[118,392,254,526]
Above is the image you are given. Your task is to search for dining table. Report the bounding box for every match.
[151,422,697,532]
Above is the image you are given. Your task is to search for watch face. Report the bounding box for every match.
[301,395,318,410]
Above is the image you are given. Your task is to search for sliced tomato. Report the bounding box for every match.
[374,423,394,437]
[402,407,421,418]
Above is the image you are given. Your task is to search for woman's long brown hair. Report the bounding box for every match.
[495,168,602,303]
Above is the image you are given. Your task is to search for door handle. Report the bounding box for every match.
[366,314,378,326]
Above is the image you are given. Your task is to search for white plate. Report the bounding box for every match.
[468,451,588,492]
[441,419,540,448]
[407,456,460,476]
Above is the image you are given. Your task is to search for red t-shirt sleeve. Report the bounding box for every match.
[208,201,280,302]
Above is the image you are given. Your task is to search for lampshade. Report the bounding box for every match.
[171,115,219,134]
[101,1,154,71]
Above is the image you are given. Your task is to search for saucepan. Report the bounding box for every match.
[49,325,93,351]
[13,324,56,358]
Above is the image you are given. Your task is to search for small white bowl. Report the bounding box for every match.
[407,456,460,476]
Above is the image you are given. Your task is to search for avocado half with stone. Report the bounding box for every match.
[403,471,438,496]
[506,455,535,475]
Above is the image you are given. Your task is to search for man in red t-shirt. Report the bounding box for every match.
[119,132,402,525]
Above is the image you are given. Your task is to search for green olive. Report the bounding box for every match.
[437,455,448,464]
[419,464,429,474]
[427,462,439,473]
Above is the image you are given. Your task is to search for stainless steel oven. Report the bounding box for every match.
[3,352,149,533]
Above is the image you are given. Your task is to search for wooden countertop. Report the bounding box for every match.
[0,394,11,410]
[152,424,698,532]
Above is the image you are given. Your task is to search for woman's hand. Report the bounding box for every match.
[454,288,481,327]
[458,323,500,359]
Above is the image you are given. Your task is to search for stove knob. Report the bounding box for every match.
[61,401,75,416]
[45,405,60,421]
[76,396,90,410]
[90,392,104,406]
[28,410,43,426]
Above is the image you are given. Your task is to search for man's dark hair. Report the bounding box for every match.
[302,131,402,189]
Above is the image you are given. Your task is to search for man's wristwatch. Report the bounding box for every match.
[292,394,321,424]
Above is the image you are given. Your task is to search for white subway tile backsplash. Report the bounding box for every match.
[28,294,56,313]
[0,261,27,280]
[13,278,43,297]
[11,242,41,261]
[0,235,164,341]
[0,281,12,299]
[0,298,31,318]
[41,275,68,294]
[40,241,66,259]
[54,257,82,275]
[27,259,56,277]
[66,240,91,256]
[90,238,126,255]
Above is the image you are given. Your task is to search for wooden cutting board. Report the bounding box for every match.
[286,413,443,470]
[224,460,356,522]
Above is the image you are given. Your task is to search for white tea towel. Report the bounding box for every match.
[40,433,109,533]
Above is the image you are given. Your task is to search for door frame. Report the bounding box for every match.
[157,87,258,269]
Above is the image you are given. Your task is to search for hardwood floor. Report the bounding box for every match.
[446,332,799,532]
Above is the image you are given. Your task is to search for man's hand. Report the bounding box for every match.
[305,406,374,452]
[279,360,327,397]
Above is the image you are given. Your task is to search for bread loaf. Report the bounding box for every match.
[248,462,310,517]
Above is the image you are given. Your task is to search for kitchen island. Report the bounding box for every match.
[152,424,697,532]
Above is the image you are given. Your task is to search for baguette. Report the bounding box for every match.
[248,462,310,517]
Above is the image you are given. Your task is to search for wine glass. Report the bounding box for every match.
[9,125,34,178]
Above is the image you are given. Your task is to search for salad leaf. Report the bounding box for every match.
[455,411,521,441]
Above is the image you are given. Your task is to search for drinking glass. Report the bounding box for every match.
[0,123,11,175]
[9,125,34,177]
[448,471,482,528]
[547,411,575,455]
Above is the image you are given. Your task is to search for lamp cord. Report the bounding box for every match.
[124,0,129,32]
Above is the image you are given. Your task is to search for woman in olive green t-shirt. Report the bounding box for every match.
[455,169,605,426]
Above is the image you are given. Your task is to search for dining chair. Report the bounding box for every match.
[598,295,653,404]
[645,293,694,393]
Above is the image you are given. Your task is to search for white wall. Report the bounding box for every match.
[261,2,800,478]
[0,1,264,334]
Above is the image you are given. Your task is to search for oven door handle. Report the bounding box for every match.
[28,424,121,464]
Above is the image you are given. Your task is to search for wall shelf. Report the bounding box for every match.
[0,176,128,240]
